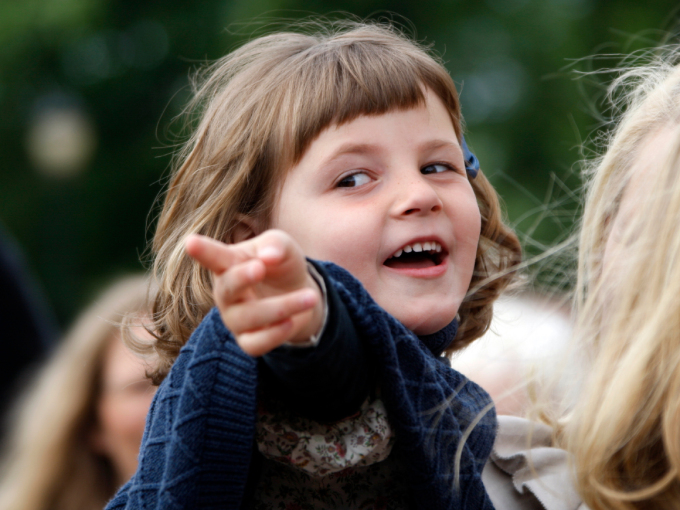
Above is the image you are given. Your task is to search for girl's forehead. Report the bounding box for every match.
[302,98,457,162]
[336,89,457,128]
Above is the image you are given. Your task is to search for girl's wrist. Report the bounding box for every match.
[284,263,327,348]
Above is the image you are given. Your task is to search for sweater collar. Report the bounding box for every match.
[417,318,459,357]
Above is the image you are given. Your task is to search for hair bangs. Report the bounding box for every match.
[271,30,462,167]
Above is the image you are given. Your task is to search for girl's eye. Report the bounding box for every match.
[337,172,372,188]
[421,163,456,175]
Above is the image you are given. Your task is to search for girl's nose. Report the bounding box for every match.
[392,174,443,217]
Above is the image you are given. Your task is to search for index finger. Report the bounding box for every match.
[185,234,247,274]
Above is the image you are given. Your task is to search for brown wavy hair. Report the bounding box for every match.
[141,20,521,383]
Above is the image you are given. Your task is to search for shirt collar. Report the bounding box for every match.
[417,318,458,357]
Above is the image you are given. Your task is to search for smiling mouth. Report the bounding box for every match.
[384,241,446,269]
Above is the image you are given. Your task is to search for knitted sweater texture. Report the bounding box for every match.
[106,262,497,510]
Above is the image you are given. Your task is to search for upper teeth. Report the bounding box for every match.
[392,241,442,258]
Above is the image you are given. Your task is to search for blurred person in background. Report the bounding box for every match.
[0,225,58,419]
[451,291,572,416]
[483,44,680,510]
[555,47,680,510]
[0,275,156,510]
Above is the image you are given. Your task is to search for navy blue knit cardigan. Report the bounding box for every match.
[105,262,497,509]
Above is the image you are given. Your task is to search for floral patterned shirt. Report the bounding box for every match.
[254,396,408,509]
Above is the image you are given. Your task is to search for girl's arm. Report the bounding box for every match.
[187,232,373,423]
[260,260,374,422]
[105,307,259,510]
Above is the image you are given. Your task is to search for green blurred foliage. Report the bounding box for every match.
[1,0,678,326]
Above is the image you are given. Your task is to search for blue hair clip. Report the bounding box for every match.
[461,135,479,178]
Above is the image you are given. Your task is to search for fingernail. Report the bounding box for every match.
[300,290,317,307]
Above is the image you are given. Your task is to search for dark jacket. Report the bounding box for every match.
[105,261,497,510]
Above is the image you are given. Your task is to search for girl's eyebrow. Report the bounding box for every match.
[320,143,380,167]
[419,139,463,156]
[321,139,462,167]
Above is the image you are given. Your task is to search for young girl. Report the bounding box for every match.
[107,21,520,509]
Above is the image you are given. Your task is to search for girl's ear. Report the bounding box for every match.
[232,215,264,243]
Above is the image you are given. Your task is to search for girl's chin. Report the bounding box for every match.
[404,313,457,336]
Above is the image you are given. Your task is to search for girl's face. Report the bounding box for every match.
[269,89,481,335]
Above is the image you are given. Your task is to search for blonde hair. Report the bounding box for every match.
[146,20,521,383]
[0,275,151,510]
[562,48,680,509]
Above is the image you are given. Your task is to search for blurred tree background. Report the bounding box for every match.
[1,0,678,329]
